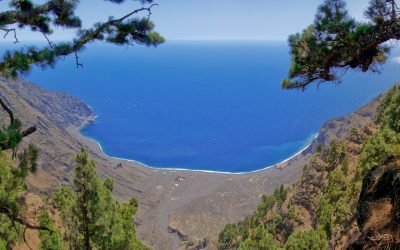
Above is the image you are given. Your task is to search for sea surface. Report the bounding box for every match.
[4,41,399,173]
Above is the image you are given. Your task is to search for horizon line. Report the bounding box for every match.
[0,38,288,43]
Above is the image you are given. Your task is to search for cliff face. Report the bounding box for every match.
[0,76,95,191]
[283,96,385,249]
[283,126,377,248]
[306,93,382,154]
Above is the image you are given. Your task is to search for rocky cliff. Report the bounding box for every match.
[0,76,95,191]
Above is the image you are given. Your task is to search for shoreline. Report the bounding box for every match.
[79,114,319,175]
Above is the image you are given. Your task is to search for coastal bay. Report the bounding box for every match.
[22,41,400,172]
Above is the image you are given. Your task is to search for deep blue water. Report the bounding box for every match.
[6,41,399,172]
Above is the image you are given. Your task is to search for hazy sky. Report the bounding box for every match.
[1,0,367,41]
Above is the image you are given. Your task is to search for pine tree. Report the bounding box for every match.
[52,148,149,250]
[283,0,400,90]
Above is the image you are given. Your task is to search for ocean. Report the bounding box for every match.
[8,41,399,173]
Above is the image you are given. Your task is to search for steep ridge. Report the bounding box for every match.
[0,76,94,191]
[217,115,380,249]
[217,87,400,249]
[0,76,386,249]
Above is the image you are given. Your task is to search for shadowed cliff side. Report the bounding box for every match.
[349,160,400,249]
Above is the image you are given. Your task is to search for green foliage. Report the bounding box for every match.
[217,186,292,249]
[0,0,164,77]
[103,178,114,191]
[284,228,328,250]
[316,144,323,154]
[38,209,67,250]
[350,128,359,137]
[0,240,6,250]
[237,225,280,250]
[317,166,353,237]
[0,152,29,247]
[52,148,149,250]
[315,140,362,238]
[0,118,22,151]
[274,185,289,205]
[283,0,397,89]
[376,85,400,132]
[358,127,400,177]
[341,155,349,175]
[258,194,277,215]
[324,168,347,203]
[319,85,400,241]
[327,140,346,165]
[355,86,400,179]
[0,96,43,248]
[365,0,397,24]
[218,224,241,249]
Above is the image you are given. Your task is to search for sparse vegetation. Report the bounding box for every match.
[218,85,400,249]
[217,185,290,249]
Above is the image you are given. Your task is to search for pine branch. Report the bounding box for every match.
[0,95,14,126]
[0,95,37,150]
[0,206,51,232]
[284,0,400,90]
[21,126,37,138]
[0,2,163,77]
[0,27,18,43]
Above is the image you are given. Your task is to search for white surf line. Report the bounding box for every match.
[82,119,319,175]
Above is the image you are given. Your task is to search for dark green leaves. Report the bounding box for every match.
[0,153,28,248]
[283,0,397,90]
[284,228,328,250]
[376,85,400,132]
[365,0,398,24]
[0,0,164,77]
[39,209,67,250]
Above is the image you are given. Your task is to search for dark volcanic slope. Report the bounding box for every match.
[0,76,93,190]
[0,77,382,249]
